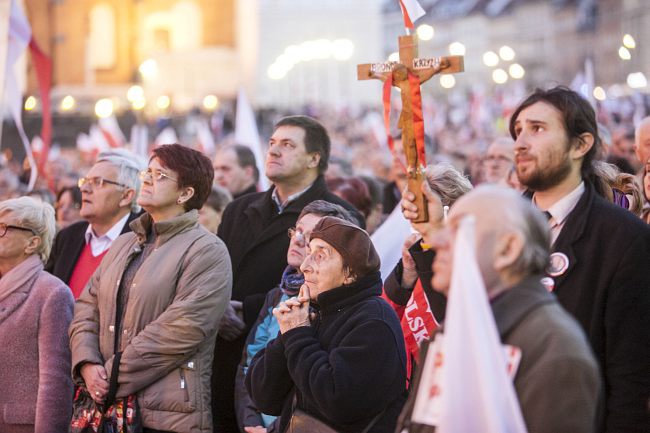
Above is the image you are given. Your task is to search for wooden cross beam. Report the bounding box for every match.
[358,35,464,222]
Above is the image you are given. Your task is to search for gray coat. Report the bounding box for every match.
[397,275,602,433]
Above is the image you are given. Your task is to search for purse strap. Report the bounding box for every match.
[103,351,122,409]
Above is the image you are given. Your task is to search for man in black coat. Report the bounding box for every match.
[46,150,144,298]
[212,115,363,433]
[213,144,259,199]
[509,86,650,432]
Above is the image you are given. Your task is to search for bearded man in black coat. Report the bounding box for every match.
[509,86,650,433]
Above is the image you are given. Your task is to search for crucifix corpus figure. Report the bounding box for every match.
[358,34,463,222]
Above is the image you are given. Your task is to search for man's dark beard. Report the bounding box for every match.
[518,157,572,191]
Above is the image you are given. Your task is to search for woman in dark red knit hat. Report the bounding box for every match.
[246,216,407,433]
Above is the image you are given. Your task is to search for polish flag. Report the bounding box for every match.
[1,0,52,190]
[98,115,126,148]
[398,0,426,30]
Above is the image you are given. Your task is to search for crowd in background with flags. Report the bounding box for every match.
[1,0,650,432]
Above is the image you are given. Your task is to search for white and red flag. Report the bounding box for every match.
[398,0,426,30]
[411,216,528,433]
[1,0,52,190]
[98,115,126,148]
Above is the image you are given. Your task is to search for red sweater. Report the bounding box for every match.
[68,243,107,299]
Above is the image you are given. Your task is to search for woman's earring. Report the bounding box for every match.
[177,198,183,205]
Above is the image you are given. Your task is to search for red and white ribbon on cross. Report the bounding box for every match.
[398,0,426,30]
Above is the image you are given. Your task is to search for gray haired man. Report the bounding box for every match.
[46,149,146,298]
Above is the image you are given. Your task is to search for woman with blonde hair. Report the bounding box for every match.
[0,197,74,433]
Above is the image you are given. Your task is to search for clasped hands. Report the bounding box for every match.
[273,284,313,334]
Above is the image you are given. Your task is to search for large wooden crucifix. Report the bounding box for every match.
[358,35,463,222]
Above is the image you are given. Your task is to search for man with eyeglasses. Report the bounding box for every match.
[46,149,146,299]
[481,136,515,185]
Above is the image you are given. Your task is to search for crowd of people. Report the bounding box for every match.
[0,85,649,433]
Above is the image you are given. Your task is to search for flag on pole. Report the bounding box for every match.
[129,123,149,159]
[437,216,527,433]
[1,0,52,191]
[195,118,216,156]
[398,0,426,30]
[28,39,52,179]
[5,0,36,189]
[98,115,126,148]
[154,126,179,147]
[235,87,269,190]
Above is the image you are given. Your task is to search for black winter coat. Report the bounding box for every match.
[217,176,363,324]
[540,182,650,433]
[246,273,407,433]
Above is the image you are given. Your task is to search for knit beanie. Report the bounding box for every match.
[309,216,380,278]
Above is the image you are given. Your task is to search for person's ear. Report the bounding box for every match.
[570,133,594,160]
[177,187,195,205]
[244,165,255,178]
[343,267,357,285]
[307,153,321,169]
[24,235,42,256]
[118,188,136,209]
[493,231,524,273]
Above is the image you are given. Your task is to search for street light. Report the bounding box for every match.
[95,98,114,118]
[267,63,286,80]
[448,42,466,56]
[60,95,75,111]
[499,45,515,61]
[203,95,219,111]
[127,85,144,102]
[440,75,455,89]
[483,51,499,67]
[139,59,158,80]
[627,72,647,89]
[417,24,434,41]
[618,46,631,60]
[623,34,636,49]
[24,96,37,111]
[332,39,354,61]
[508,63,525,79]
[156,95,171,110]
[132,98,146,110]
[593,86,606,101]
[492,68,508,84]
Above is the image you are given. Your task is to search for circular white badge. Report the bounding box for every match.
[547,252,570,277]
[540,277,555,292]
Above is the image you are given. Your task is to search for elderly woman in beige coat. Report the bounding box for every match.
[70,144,232,433]
[0,197,74,433]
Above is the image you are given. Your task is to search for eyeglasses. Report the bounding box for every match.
[484,155,513,164]
[139,168,178,183]
[288,227,308,246]
[78,177,128,189]
[55,202,81,211]
[0,223,37,237]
